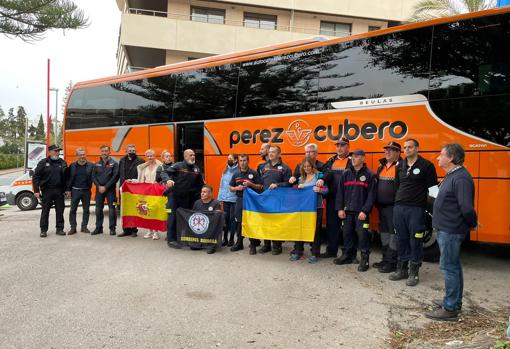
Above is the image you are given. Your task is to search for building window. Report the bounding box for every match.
[369,26,381,31]
[244,12,277,30]
[191,7,225,24]
[320,21,351,37]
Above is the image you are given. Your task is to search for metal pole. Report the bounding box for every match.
[47,59,51,154]
[24,117,28,170]
[54,89,58,144]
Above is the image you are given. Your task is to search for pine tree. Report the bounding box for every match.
[36,114,46,141]
[0,0,89,41]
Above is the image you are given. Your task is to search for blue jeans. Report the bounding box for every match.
[437,230,466,311]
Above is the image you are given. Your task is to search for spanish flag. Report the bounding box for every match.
[242,187,317,242]
[121,182,168,232]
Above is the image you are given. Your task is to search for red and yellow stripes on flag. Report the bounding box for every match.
[121,182,168,232]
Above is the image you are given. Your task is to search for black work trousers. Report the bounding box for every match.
[167,194,195,242]
[95,189,117,230]
[40,187,65,232]
[69,189,91,229]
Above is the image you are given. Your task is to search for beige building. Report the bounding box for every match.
[115,0,419,74]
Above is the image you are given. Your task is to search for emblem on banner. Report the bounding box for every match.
[136,200,150,216]
[188,213,210,234]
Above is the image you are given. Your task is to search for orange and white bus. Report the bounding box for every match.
[64,7,509,259]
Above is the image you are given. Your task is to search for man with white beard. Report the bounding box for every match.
[160,149,205,249]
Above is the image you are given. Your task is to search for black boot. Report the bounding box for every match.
[358,253,369,272]
[406,263,420,287]
[230,238,244,252]
[271,241,282,255]
[222,230,228,246]
[389,261,409,281]
[333,251,355,265]
[259,241,271,253]
[227,234,235,247]
[378,261,397,273]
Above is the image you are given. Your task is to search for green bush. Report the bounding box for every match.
[0,154,24,170]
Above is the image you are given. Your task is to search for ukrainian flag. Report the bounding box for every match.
[242,187,317,242]
[121,182,168,232]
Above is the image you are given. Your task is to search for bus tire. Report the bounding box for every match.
[423,229,440,262]
[16,192,38,211]
[423,204,440,263]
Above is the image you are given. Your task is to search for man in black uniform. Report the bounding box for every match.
[33,144,67,237]
[334,149,377,271]
[192,185,222,254]
[160,149,205,249]
[389,139,437,286]
[91,145,119,236]
[259,145,292,255]
[322,137,352,258]
[373,141,402,273]
[229,154,263,254]
[65,147,93,235]
[117,144,144,237]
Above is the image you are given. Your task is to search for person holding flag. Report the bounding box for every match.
[192,185,223,254]
[135,149,163,240]
[290,158,328,263]
[229,154,263,254]
[160,149,204,249]
[259,145,292,255]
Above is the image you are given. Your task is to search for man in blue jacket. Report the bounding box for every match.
[91,145,119,236]
[334,149,377,271]
[65,147,94,235]
[425,143,477,322]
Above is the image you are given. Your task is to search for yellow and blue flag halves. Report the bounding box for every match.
[242,186,317,242]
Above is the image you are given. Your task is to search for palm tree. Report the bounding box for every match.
[409,0,496,22]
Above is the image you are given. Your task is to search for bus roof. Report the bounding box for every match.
[74,6,510,90]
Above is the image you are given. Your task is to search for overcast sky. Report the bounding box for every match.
[0,1,120,124]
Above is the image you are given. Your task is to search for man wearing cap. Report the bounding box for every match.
[390,139,437,286]
[373,142,402,273]
[32,144,68,237]
[334,149,377,271]
[322,137,352,258]
[91,145,120,236]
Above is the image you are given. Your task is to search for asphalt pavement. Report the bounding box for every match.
[0,207,509,348]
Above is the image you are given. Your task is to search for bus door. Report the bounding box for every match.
[176,122,204,173]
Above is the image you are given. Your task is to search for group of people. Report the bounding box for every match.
[33,137,477,321]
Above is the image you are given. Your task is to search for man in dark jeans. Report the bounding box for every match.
[32,144,68,237]
[66,147,94,235]
[425,143,477,321]
[117,144,144,237]
[91,145,119,236]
